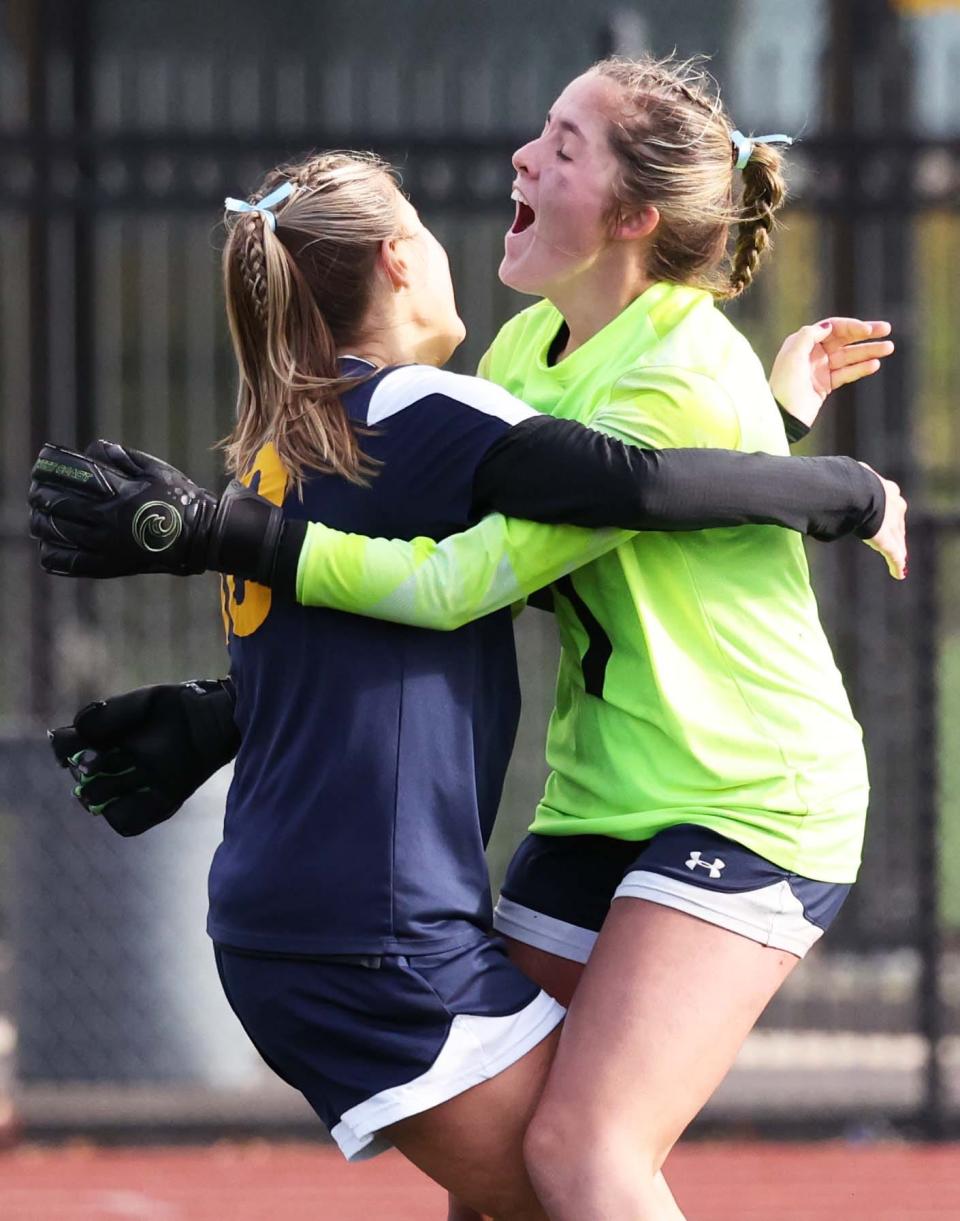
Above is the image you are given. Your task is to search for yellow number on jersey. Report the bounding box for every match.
[221,444,289,639]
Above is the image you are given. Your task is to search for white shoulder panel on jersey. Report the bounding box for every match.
[366,365,537,428]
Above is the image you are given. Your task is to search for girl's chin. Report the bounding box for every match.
[498,250,549,297]
[500,231,577,297]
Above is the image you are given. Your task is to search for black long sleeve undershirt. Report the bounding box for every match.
[470,414,883,542]
[778,404,812,444]
[272,407,880,598]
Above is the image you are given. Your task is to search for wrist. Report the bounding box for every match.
[774,399,812,444]
[851,461,886,539]
[206,481,285,584]
[184,490,220,574]
[182,678,241,770]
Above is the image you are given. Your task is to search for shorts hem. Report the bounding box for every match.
[613,873,822,958]
[330,988,565,1161]
[493,896,597,964]
[208,926,486,958]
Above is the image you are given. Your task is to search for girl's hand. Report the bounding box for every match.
[861,464,908,580]
[770,318,894,430]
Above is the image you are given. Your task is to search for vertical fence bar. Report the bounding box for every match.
[70,0,95,445]
[68,0,100,709]
[25,0,53,722]
[915,518,946,1138]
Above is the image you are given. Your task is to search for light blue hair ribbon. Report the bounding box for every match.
[224,181,295,231]
[730,130,794,171]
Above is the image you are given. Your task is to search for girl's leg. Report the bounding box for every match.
[385,1025,560,1221]
[522,899,799,1221]
[504,934,684,1218]
[447,1198,487,1221]
[503,937,585,1007]
[439,937,572,1221]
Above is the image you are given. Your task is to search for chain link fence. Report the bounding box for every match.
[1,0,959,1140]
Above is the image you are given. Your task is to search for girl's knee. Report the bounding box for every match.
[524,1104,661,1192]
[524,1106,603,1193]
[524,1111,672,1220]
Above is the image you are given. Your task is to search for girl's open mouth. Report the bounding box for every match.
[511,201,536,234]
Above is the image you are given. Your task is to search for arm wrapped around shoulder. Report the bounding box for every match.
[471,415,884,541]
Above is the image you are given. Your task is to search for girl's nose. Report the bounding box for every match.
[512,138,539,178]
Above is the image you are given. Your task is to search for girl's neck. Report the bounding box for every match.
[346,294,456,369]
[342,322,440,370]
[547,260,655,362]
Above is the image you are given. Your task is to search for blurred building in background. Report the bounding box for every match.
[1,0,959,1140]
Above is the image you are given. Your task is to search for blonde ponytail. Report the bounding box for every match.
[221,152,400,490]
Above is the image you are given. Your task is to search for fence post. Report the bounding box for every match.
[915,519,945,1138]
[25,0,54,722]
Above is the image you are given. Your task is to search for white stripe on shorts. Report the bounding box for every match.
[330,988,565,1161]
[614,871,825,958]
[493,895,599,964]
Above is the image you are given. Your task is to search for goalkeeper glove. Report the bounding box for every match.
[28,440,302,584]
[49,678,240,836]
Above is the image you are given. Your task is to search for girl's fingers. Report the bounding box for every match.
[831,359,882,388]
[829,340,895,369]
[820,318,892,352]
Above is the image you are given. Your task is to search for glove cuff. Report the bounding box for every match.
[181,678,241,772]
[207,482,285,584]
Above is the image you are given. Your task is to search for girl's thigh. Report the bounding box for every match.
[495,831,634,1005]
[532,897,799,1166]
[385,1025,560,1221]
[503,937,585,1007]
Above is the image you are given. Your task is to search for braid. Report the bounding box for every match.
[236,213,270,327]
[726,147,787,299]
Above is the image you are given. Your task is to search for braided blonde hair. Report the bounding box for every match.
[222,151,403,489]
[593,55,787,299]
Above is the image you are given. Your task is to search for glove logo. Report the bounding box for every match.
[132,501,183,553]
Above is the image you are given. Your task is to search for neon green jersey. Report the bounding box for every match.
[477,282,868,882]
[296,282,869,882]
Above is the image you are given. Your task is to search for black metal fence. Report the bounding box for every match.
[1,0,959,1140]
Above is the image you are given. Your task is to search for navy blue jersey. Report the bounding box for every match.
[208,359,534,954]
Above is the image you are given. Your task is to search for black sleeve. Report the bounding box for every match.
[272,518,308,601]
[778,404,812,444]
[470,415,884,542]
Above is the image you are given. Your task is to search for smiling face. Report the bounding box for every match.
[500,72,628,297]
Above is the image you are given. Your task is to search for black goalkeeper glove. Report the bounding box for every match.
[48,678,240,836]
[28,440,302,585]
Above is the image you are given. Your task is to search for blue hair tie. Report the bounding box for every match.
[224,181,295,231]
[730,130,793,171]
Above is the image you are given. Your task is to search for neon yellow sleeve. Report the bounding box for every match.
[597,367,742,450]
[295,514,632,631]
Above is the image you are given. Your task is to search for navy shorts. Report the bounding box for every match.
[214,933,564,1160]
[494,825,851,963]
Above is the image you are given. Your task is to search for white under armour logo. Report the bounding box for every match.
[685,851,726,879]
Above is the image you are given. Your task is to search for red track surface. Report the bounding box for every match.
[1,1141,958,1219]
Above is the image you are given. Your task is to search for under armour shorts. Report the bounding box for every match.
[214,932,564,1161]
[494,824,851,963]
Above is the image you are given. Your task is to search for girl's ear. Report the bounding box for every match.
[614,204,660,243]
[379,236,410,291]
